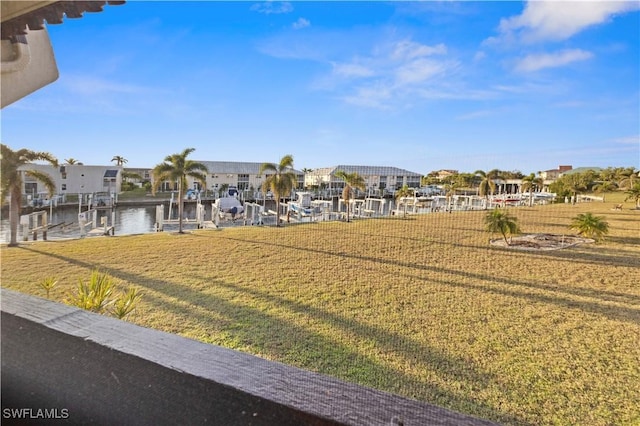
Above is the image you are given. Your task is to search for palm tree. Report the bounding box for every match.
[395,185,415,218]
[592,180,618,199]
[1,144,58,246]
[625,182,640,209]
[475,169,500,198]
[443,178,462,212]
[484,208,520,246]
[259,155,297,227]
[521,173,543,207]
[616,167,638,190]
[151,148,207,233]
[64,158,80,165]
[570,212,609,242]
[334,170,365,222]
[111,155,127,166]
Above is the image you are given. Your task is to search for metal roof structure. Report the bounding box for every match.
[198,161,303,175]
[310,165,422,177]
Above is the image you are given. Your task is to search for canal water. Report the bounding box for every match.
[0,204,207,244]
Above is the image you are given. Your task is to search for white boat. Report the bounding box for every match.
[213,196,244,219]
[288,192,314,215]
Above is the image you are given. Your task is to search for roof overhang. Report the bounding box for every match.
[1,1,125,40]
[1,1,124,108]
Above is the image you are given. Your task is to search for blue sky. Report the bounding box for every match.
[2,1,639,174]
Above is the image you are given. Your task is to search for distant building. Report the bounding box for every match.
[19,164,123,198]
[428,169,459,181]
[305,165,422,195]
[123,167,151,186]
[540,165,573,181]
[186,161,304,194]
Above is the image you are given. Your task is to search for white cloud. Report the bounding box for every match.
[610,135,640,145]
[292,17,310,30]
[260,33,463,108]
[391,40,447,60]
[473,51,486,62]
[333,39,456,107]
[250,2,293,15]
[64,75,155,96]
[395,58,448,85]
[331,62,374,78]
[494,1,640,43]
[456,109,495,121]
[342,84,393,109]
[515,49,593,72]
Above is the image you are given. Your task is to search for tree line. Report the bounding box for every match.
[421,167,639,199]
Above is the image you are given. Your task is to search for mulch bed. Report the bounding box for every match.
[490,233,595,251]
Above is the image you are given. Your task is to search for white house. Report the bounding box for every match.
[187,161,304,194]
[19,164,123,198]
[305,165,422,196]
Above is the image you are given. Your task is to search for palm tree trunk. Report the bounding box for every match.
[178,186,184,233]
[9,187,21,246]
[275,199,281,227]
[502,230,510,246]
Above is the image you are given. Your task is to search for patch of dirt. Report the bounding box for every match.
[490,233,595,251]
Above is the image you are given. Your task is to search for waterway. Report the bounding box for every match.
[0,204,207,244]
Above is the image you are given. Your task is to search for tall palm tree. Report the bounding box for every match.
[259,154,297,227]
[521,173,544,207]
[64,158,80,165]
[151,148,207,233]
[485,208,520,246]
[625,182,640,209]
[475,169,500,198]
[570,212,609,242]
[111,155,128,166]
[395,185,414,218]
[592,180,618,198]
[617,167,638,190]
[1,144,58,246]
[334,170,365,222]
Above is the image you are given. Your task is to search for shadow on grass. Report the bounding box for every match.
[17,246,527,426]
[606,235,640,245]
[216,235,640,325]
[316,225,640,276]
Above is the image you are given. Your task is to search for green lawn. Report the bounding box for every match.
[2,194,639,425]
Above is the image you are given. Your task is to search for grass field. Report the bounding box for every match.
[2,194,639,425]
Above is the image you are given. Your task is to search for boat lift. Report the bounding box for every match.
[20,211,49,241]
[79,209,115,237]
[154,197,206,232]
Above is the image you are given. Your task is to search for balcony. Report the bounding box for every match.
[1,288,495,425]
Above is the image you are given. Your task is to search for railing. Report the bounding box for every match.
[1,289,496,426]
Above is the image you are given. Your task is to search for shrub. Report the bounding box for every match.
[111,287,142,319]
[38,276,58,299]
[485,208,520,246]
[570,212,609,242]
[66,270,114,313]
[65,270,142,319]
